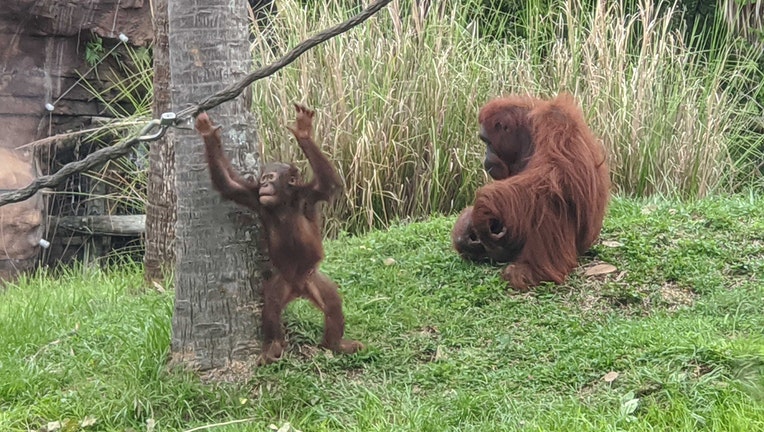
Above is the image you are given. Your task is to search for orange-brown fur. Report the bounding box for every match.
[455,93,610,290]
[195,105,363,365]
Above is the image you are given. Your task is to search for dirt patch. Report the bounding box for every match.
[295,344,321,360]
[167,350,259,383]
[657,283,697,311]
[563,275,697,317]
[689,361,714,379]
[199,359,259,384]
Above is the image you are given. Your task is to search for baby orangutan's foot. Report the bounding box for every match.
[257,340,285,366]
[321,339,364,355]
[338,339,364,354]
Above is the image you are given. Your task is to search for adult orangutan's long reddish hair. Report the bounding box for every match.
[452,93,610,290]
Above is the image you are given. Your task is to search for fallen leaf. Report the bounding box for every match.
[620,394,640,416]
[80,416,98,428]
[602,240,623,248]
[602,371,619,383]
[271,423,301,432]
[585,264,618,276]
[239,398,248,405]
[382,257,396,266]
[152,281,166,293]
[46,421,62,432]
[146,418,156,432]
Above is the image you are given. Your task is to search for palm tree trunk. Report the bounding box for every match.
[143,0,176,285]
[168,0,264,372]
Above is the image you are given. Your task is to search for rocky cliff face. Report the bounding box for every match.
[0,0,152,281]
[0,149,44,282]
[0,0,152,151]
[1,0,152,43]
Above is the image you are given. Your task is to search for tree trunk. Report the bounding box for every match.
[143,0,176,285]
[168,0,264,372]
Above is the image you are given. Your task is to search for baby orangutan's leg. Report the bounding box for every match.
[258,276,291,365]
[306,272,363,354]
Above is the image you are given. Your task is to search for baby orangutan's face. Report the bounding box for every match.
[259,162,300,207]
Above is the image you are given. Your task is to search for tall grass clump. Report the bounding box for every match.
[548,0,764,198]
[75,42,154,215]
[249,0,763,234]
[250,0,506,235]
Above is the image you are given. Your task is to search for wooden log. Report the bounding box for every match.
[51,215,146,236]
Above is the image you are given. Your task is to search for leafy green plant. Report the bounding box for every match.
[84,34,106,67]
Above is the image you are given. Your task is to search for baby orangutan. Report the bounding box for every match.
[195,104,363,365]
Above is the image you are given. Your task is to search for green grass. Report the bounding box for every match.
[2,195,764,431]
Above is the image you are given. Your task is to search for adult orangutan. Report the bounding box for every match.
[195,104,363,365]
[452,93,610,291]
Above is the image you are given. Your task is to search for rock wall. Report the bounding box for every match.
[0,149,44,282]
[0,0,152,281]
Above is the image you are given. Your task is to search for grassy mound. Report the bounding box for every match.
[1,196,763,431]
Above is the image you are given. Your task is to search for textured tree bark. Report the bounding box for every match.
[143,0,177,284]
[168,0,264,372]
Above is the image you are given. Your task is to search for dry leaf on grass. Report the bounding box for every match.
[602,371,619,383]
[152,281,166,293]
[585,263,618,276]
[601,240,623,248]
[269,423,303,432]
[80,416,98,428]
